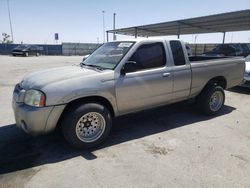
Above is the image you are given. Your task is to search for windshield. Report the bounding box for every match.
[82,42,134,70]
[14,45,30,50]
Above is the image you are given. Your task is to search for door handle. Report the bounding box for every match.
[162,72,171,77]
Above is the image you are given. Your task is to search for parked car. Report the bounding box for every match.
[240,44,250,57]
[240,55,250,87]
[12,39,245,148]
[202,43,250,57]
[12,45,41,57]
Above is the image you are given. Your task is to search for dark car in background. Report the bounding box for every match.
[240,43,250,57]
[240,55,250,88]
[202,43,250,57]
[12,45,42,57]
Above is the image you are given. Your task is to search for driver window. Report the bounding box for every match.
[129,42,166,71]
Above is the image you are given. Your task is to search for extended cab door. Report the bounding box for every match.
[169,40,192,101]
[115,42,173,115]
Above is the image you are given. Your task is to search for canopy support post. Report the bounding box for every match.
[106,31,109,42]
[222,32,226,44]
[135,27,138,38]
[177,22,181,39]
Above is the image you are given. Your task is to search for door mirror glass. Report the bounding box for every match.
[121,61,137,75]
[82,54,90,62]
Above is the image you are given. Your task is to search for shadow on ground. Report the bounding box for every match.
[0,102,236,174]
[228,86,250,95]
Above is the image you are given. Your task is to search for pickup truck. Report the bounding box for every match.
[12,39,245,148]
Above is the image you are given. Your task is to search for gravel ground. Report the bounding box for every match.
[0,55,249,188]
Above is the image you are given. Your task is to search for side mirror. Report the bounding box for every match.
[82,54,90,62]
[121,61,137,75]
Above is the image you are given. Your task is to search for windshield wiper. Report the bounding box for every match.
[80,62,105,71]
[80,62,87,67]
[87,64,106,70]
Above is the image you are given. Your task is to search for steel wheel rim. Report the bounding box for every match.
[75,112,106,143]
[209,91,223,112]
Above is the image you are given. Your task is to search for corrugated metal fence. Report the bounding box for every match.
[0,42,213,56]
[0,44,18,55]
[0,44,63,55]
[62,43,101,56]
[0,43,101,56]
[2,43,246,56]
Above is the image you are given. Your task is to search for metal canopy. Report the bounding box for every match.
[107,10,250,38]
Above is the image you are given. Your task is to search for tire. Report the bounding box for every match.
[36,52,40,56]
[61,103,112,149]
[24,52,29,57]
[197,84,225,115]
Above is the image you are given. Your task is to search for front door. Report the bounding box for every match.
[115,42,173,115]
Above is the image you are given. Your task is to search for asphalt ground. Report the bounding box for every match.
[0,55,249,188]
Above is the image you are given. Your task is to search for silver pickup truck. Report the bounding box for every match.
[12,39,245,148]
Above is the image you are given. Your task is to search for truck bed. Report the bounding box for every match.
[189,56,245,98]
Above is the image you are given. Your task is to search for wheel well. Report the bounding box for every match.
[207,76,227,89]
[57,96,115,127]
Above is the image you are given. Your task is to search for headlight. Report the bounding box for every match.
[24,90,46,107]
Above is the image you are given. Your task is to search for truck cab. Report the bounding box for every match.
[114,39,191,114]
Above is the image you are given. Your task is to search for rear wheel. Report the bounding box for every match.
[197,84,225,115]
[62,103,112,149]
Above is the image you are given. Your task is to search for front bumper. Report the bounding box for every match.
[240,75,250,88]
[12,96,66,136]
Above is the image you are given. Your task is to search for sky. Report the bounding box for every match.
[0,0,250,44]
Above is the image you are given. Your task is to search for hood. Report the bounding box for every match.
[21,65,101,90]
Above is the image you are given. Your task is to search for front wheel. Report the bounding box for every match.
[62,103,112,149]
[197,85,225,115]
[24,52,29,57]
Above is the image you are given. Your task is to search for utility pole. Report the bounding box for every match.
[113,13,116,41]
[102,10,106,43]
[7,0,14,42]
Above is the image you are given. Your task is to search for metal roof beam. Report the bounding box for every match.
[178,21,223,33]
[107,10,250,37]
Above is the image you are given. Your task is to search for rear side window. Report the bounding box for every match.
[170,41,186,66]
[129,42,166,70]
